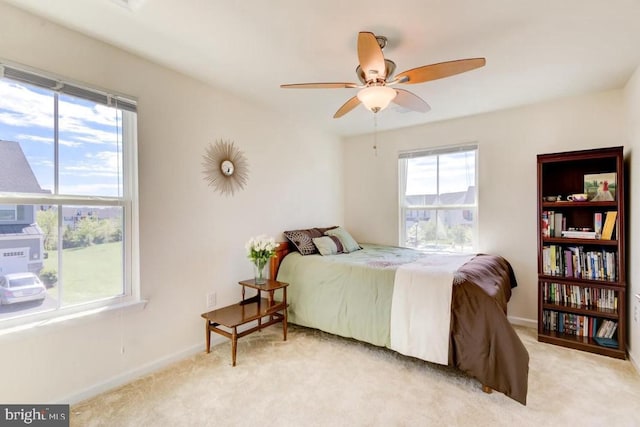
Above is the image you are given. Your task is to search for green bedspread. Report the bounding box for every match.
[277,244,429,348]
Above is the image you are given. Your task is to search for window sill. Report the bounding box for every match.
[0,299,148,340]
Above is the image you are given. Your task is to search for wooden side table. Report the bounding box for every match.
[201,278,288,366]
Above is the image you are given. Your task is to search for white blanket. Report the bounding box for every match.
[390,253,474,365]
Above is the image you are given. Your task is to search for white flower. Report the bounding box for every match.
[245,235,277,265]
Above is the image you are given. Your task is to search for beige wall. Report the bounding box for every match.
[624,65,640,367]
[344,90,626,325]
[0,3,343,403]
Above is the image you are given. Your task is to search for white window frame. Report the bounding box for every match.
[398,144,478,253]
[0,61,140,329]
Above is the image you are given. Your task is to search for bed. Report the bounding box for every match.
[269,237,529,405]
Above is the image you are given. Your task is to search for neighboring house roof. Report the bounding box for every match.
[0,140,47,193]
[405,187,476,206]
[0,224,43,237]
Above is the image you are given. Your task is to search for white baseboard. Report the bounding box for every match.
[629,350,640,374]
[508,316,537,329]
[59,335,226,405]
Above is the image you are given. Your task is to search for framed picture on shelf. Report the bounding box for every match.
[584,172,616,201]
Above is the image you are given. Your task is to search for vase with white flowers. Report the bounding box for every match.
[245,235,278,285]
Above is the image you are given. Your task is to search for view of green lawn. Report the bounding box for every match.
[44,241,123,305]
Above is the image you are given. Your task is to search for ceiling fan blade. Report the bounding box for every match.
[392,89,431,113]
[395,58,486,84]
[333,96,361,118]
[358,32,386,81]
[280,82,359,89]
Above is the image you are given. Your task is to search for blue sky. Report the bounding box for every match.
[0,79,124,197]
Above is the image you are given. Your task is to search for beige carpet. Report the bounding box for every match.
[71,325,640,427]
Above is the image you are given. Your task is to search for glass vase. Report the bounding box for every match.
[254,259,268,285]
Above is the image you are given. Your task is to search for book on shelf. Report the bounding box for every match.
[561,230,597,239]
[596,319,618,339]
[541,211,550,237]
[601,211,617,240]
[554,213,563,238]
[594,212,603,235]
[564,249,573,277]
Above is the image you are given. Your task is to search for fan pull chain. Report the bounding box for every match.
[373,113,378,156]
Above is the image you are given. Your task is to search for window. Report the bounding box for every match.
[0,205,17,221]
[398,144,477,253]
[0,62,138,326]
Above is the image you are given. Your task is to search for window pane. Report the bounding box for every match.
[0,204,53,320]
[404,150,476,206]
[0,80,55,194]
[0,205,17,221]
[406,156,437,196]
[0,205,124,320]
[402,208,475,252]
[58,94,124,197]
[57,205,124,306]
[438,151,476,194]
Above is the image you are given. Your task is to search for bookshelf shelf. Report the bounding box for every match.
[537,146,626,359]
[538,274,623,286]
[541,302,618,319]
[538,331,626,359]
[541,201,617,209]
[542,237,618,246]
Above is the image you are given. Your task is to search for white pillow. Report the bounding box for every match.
[312,236,341,256]
[325,227,361,253]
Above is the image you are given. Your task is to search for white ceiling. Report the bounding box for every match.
[4,0,640,136]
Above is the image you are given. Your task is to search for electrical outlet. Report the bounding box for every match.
[206,292,216,309]
[634,305,638,323]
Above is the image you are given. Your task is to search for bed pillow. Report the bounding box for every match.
[324,227,361,253]
[316,225,338,234]
[283,228,323,255]
[312,236,344,256]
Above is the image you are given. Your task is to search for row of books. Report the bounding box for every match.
[596,319,618,339]
[541,282,618,310]
[541,211,617,240]
[542,310,617,340]
[541,245,617,281]
[541,211,565,238]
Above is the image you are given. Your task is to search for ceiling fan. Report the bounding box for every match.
[281,32,486,118]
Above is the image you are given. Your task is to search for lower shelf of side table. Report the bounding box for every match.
[201,297,288,366]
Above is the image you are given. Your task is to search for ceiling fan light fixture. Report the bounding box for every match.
[357,85,397,113]
[281,32,485,118]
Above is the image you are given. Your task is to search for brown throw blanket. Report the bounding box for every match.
[450,254,529,405]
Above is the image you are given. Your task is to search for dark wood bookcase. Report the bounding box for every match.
[537,146,626,359]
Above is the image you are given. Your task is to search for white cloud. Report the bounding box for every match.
[1,79,128,197]
[16,134,51,144]
[0,80,123,148]
[0,81,54,127]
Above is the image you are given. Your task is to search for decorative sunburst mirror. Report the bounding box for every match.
[202,139,249,196]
